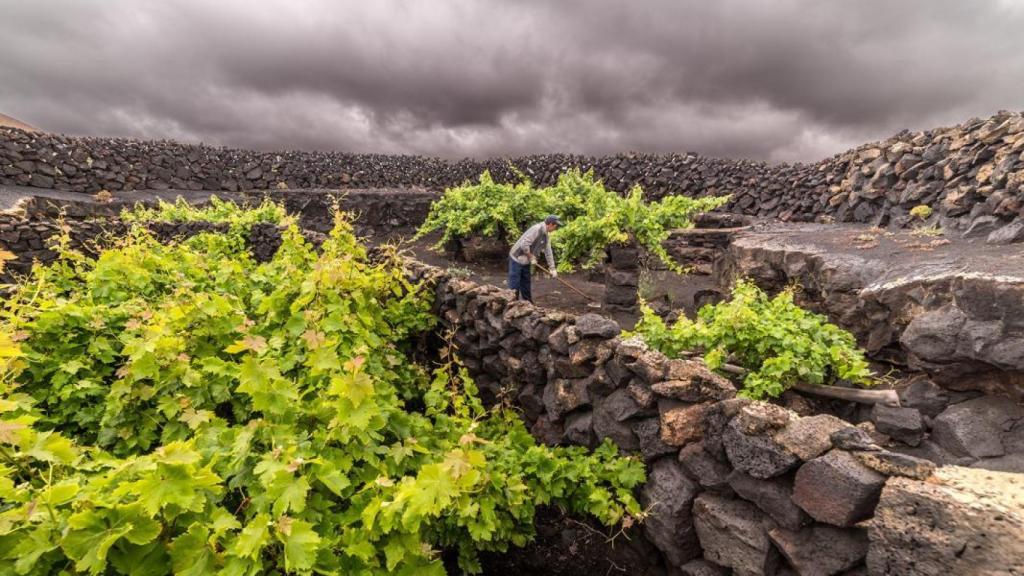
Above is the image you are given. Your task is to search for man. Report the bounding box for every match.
[508,215,561,302]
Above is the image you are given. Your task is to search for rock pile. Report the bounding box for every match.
[406,261,1023,576]
[604,243,640,311]
[4,110,1024,235]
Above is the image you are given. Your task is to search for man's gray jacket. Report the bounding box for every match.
[509,222,555,268]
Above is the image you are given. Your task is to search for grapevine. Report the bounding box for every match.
[0,203,644,575]
[627,280,874,399]
[416,168,729,272]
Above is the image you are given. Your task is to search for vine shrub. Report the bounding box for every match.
[122,196,286,250]
[0,206,644,575]
[551,174,729,272]
[414,170,551,249]
[627,280,874,400]
[121,196,285,227]
[416,168,729,272]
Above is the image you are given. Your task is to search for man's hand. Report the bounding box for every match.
[550,269,558,278]
[529,255,537,265]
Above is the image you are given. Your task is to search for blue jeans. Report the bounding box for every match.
[508,258,532,302]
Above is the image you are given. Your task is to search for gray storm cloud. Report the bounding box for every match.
[1,0,1022,162]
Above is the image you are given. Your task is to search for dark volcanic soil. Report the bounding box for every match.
[378,230,717,329]
[745,221,1024,277]
[442,507,664,576]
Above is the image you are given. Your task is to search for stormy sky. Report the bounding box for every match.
[1,0,1022,162]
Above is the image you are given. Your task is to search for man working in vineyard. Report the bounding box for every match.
[508,215,561,302]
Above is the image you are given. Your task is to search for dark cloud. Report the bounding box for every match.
[1,0,1022,162]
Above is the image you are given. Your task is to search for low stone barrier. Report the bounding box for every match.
[0,216,292,283]
[4,109,1024,237]
[0,188,433,282]
[406,261,1024,576]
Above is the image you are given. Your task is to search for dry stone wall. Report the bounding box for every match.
[0,216,290,283]
[4,110,1024,235]
[0,188,431,283]
[408,261,1023,576]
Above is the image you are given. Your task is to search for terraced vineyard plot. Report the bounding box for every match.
[0,206,644,575]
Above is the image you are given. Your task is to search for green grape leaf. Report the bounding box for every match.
[170,524,216,576]
[275,517,321,573]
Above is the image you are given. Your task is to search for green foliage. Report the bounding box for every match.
[414,170,551,248]
[551,173,729,272]
[122,196,287,250]
[628,280,873,400]
[416,168,729,271]
[122,196,285,227]
[0,210,644,575]
[909,204,933,220]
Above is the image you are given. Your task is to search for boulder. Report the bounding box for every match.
[971,451,1024,473]
[723,418,800,479]
[660,401,710,447]
[793,450,886,527]
[563,410,596,448]
[887,439,959,467]
[853,450,935,480]
[574,313,621,338]
[774,414,850,461]
[547,325,571,355]
[899,304,965,361]
[653,359,736,402]
[604,283,638,307]
[869,404,924,447]
[601,388,650,422]
[728,471,810,531]
[930,395,1024,458]
[605,268,639,287]
[896,377,949,418]
[678,443,733,493]
[529,415,564,447]
[640,458,702,567]
[627,350,667,384]
[867,467,1024,576]
[987,218,1024,245]
[627,380,656,408]
[701,398,752,460]
[552,355,592,379]
[567,337,614,367]
[593,394,640,451]
[603,354,633,389]
[733,403,795,435]
[768,525,869,576]
[542,378,590,419]
[962,214,1001,239]
[517,383,545,422]
[607,244,640,269]
[632,417,677,461]
[693,493,780,576]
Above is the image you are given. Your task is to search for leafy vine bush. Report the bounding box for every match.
[628,280,873,400]
[414,171,549,249]
[122,196,286,249]
[416,168,729,272]
[121,196,285,227]
[0,207,644,575]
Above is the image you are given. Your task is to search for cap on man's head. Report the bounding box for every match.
[544,215,562,226]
